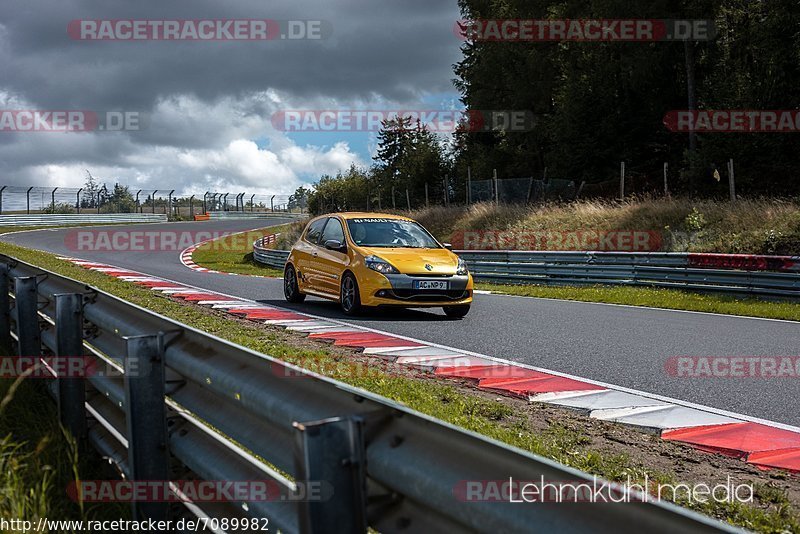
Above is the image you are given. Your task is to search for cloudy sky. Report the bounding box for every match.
[0,0,463,196]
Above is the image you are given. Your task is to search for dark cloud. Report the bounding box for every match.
[0,0,463,191]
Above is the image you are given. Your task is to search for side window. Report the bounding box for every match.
[304,218,327,244]
[320,217,345,244]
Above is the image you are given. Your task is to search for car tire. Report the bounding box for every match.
[284,264,306,303]
[340,272,362,315]
[443,304,470,318]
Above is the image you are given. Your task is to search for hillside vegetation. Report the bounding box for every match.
[409,198,800,255]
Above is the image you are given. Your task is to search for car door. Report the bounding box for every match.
[314,216,349,295]
[293,217,327,291]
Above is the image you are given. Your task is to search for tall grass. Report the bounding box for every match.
[408,197,800,254]
[0,374,127,528]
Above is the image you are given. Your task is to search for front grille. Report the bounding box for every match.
[381,289,470,302]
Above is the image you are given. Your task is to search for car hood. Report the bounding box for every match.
[359,247,459,275]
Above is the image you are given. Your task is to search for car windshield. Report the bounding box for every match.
[346,218,440,248]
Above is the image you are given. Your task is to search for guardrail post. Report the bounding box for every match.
[55,293,86,443]
[293,416,367,534]
[14,277,40,358]
[0,264,10,352]
[124,333,169,522]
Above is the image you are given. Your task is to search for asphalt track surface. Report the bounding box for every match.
[3,219,800,426]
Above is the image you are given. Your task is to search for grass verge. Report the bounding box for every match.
[476,282,800,322]
[190,223,296,277]
[0,240,798,532]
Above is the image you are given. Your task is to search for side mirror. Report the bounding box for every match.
[324,239,346,252]
[442,242,453,250]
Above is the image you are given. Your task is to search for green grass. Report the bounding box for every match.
[0,240,798,532]
[0,376,128,528]
[476,282,800,322]
[190,224,293,277]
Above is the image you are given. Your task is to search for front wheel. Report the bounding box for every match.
[284,264,306,303]
[443,304,470,318]
[340,272,362,315]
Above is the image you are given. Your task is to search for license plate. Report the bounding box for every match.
[413,280,449,290]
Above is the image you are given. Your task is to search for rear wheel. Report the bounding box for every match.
[443,304,470,318]
[340,272,362,315]
[284,264,306,303]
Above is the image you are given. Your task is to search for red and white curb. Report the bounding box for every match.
[63,256,800,474]
[180,232,279,278]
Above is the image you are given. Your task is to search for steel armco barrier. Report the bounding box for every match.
[250,246,800,300]
[457,250,800,300]
[253,237,291,269]
[0,213,168,227]
[0,253,736,534]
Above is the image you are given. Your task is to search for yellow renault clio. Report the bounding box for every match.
[284,213,473,317]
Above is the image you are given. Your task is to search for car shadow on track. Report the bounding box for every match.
[256,298,462,322]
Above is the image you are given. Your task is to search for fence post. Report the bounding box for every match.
[168,190,174,219]
[250,194,255,212]
[425,183,429,206]
[0,264,10,352]
[406,189,411,210]
[76,188,83,214]
[26,186,33,214]
[124,333,170,522]
[51,187,58,212]
[466,166,472,204]
[270,195,275,212]
[14,277,40,358]
[223,193,229,212]
[575,181,586,200]
[526,177,534,203]
[55,293,87,443]
[663,162,669,197]
[619,162,625,201]
[0,185,5,215]
[391,187,396,209]
[294,416,367,534]
[152,191,157,214]
[189,195,195,219]
[728,159,736,202]
[493,169,498,203]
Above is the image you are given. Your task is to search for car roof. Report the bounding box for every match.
[328,212,415,221]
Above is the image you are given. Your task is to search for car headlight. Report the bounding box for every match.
[365,255,399,275]
[457,257,469,275]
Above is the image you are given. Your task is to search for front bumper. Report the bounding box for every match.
[359,272,473,307]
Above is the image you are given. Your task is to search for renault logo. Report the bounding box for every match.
[424,264,433,271]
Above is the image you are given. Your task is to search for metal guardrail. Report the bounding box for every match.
[207,211,304,220]
[251,246,800,299]
[0,213,168,227]
[0,254,735,533]
[458,250,800,299]
[253,237,290,269]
